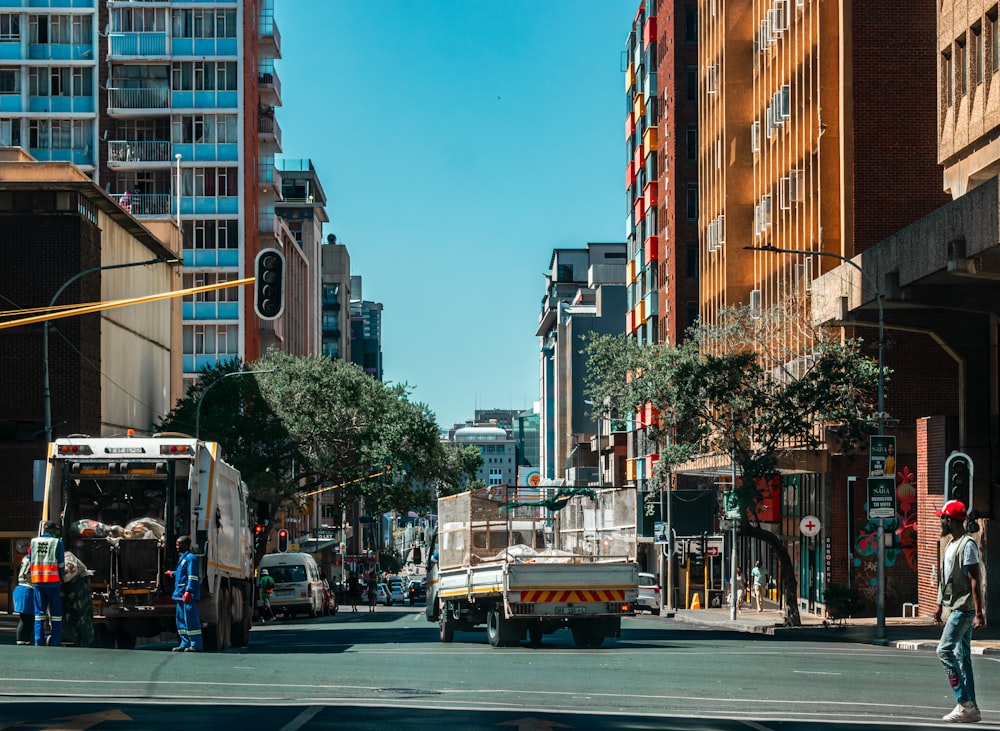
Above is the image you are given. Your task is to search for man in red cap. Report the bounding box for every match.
[934,499,984,723]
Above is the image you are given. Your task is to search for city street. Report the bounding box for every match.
[1,606,998,729]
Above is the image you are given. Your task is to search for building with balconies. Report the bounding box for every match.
[0,0,286,387]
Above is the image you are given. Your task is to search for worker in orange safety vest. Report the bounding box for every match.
[30,520,65,646]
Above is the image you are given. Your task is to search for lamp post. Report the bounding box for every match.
[194,367,278,439]
[745,243,887,640]
[43,257,175,443]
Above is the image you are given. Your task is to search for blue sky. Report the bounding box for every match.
[277,1,636,428]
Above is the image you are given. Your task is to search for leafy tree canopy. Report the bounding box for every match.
[157,349,472,521]
[584,304,881,625]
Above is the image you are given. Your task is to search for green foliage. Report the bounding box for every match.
[584,304,881,626]
[158,349,458,522]
[433,444,485,498]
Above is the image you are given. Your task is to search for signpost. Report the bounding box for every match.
[869,435,896,477]
[867,477,897,520]
[799,515,822,538]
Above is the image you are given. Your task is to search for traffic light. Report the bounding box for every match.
[945,452,973,509]
[254,247,285,320]
[277,528,288,552]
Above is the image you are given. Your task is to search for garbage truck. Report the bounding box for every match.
[425,486,638,648]
[41,433,254,650]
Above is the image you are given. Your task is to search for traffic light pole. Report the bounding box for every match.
[745,245,887,640]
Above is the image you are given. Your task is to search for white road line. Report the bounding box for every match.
[792,670,842,675]
[277,705,322,731]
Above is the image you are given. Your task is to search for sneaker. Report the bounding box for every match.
[943,702,981,723]
[183,646,201,653]
[171,646,186,652]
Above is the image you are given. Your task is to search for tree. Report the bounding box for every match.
[158,351,457,546]
[585,304,880,625]
[434,444,485,498]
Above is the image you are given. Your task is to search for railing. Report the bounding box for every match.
[107,87,169,110]
[109,32,168,57]
[111,193,172,216]
[257,68,281,100]
[107,140,172,164]
[257,114,282,140]
[258,11,282,49]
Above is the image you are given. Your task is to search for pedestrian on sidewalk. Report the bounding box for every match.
[934,499,984,724]
[366,571,377,613]
[751,560,767,612]
[734,567,746,612]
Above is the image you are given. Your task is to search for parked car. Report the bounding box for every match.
[387,581,406,605]
[407,579,427,605]
[636,572,660,613]
[376,583,390,606]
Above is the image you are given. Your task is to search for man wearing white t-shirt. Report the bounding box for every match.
[934,500,984,723]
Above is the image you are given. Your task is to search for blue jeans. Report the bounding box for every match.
[33,583,62,646]
[936,609,976,706]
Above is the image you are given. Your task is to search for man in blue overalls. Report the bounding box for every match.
[165,535,202,652]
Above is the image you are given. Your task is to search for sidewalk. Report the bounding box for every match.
[666,605,1000,655]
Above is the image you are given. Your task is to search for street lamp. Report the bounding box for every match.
[43,257,178,443]
[745,243,887,640]
[194,367,279,439]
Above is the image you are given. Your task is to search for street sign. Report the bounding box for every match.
[706,546,720,557]
[869,435,896,477]
[799,515,822,537]
[723,491,741,519]
[867,477,897,519]
[653,521,668,544]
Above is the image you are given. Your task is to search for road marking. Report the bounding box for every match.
[40,710,131,731]
[792,670,842,675]
[277,705,322,731]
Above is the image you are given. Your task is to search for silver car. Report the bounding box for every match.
[637,572,661,613]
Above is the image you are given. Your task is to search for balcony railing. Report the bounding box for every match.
[109,32,168,57]
[257,69,281,101]
[107,87,169,111]
[257,114,282,144]
[111,193,172,217]
[258,11,282,49]
[107,140,172,165]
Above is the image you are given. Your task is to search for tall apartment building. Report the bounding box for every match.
[0,0,301,388]
[536,244,627,483]
[623,1,702,494]
[698,0,951,614]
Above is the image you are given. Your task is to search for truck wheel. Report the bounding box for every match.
[487,607,515,648]
[439,615,455,643]
[570,622,604,649]
[528,625,543,647]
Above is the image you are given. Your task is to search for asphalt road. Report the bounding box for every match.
[1,605,998,730]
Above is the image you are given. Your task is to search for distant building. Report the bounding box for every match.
[320,234,351,362]
[536,244,627,483]
[452,425,516,487]
[350,276,383,380]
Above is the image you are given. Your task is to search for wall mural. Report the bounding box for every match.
[853,465,919,603]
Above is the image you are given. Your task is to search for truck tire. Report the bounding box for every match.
[439,614,455,642]
[486,606,517,648]
[570,622,604,649]
[527,624,543,647]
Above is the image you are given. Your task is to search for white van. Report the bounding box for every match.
[259,552,325,619]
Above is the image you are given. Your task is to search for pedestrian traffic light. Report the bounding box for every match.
[254,247,285,320]
[944,452,973,509]
[277,528,288,552]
